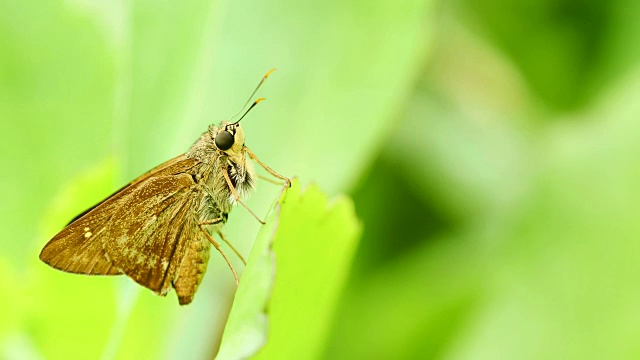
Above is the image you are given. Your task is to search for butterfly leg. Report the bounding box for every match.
[198,218,246,272]
[222,165,266,224]
[244,146,291,186]
[244,146,291,200]
[198,224,239,285]
[217,231,246,265]
[257,174,283,185]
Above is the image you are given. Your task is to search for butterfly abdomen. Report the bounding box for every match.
[173,235,211,305]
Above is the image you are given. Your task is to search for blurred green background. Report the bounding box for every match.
[3,0,640,358]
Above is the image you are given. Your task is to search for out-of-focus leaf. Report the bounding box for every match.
[387,20,534,224]
[460,0,609,110]
[326,233,484,359]
[0,0,116,261]
[27,159,118,359]
[331,51,640,360]
[449,70,640,359]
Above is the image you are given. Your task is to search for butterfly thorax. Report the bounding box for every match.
[186,124,256,226]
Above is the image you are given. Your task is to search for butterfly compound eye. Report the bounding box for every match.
[215,130,234,150]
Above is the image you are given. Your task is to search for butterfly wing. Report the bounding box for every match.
[39,155,199,275]
[39,201,123,275]
[102,173,202,297]
[65,155,194,225]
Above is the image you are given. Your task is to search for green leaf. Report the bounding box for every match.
[217,179,361,359]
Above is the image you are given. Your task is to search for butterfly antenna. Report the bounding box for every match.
[232,98,266,125]
[229,68,275,122]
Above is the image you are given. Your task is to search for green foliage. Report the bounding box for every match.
[218,180,360,359]
[4,0,640,358]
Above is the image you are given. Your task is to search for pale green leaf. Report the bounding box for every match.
[217,180,361,359]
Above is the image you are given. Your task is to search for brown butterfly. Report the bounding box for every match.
[40,69,290,305]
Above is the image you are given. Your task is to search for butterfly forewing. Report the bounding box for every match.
[39,155,200,278]
[63,155,194,226]
[39,206,122,275]
[39,181,135,275]
[103,173,201,297]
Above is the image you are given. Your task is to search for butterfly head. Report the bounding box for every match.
[208,96,266,154]
[209,121,245,154]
